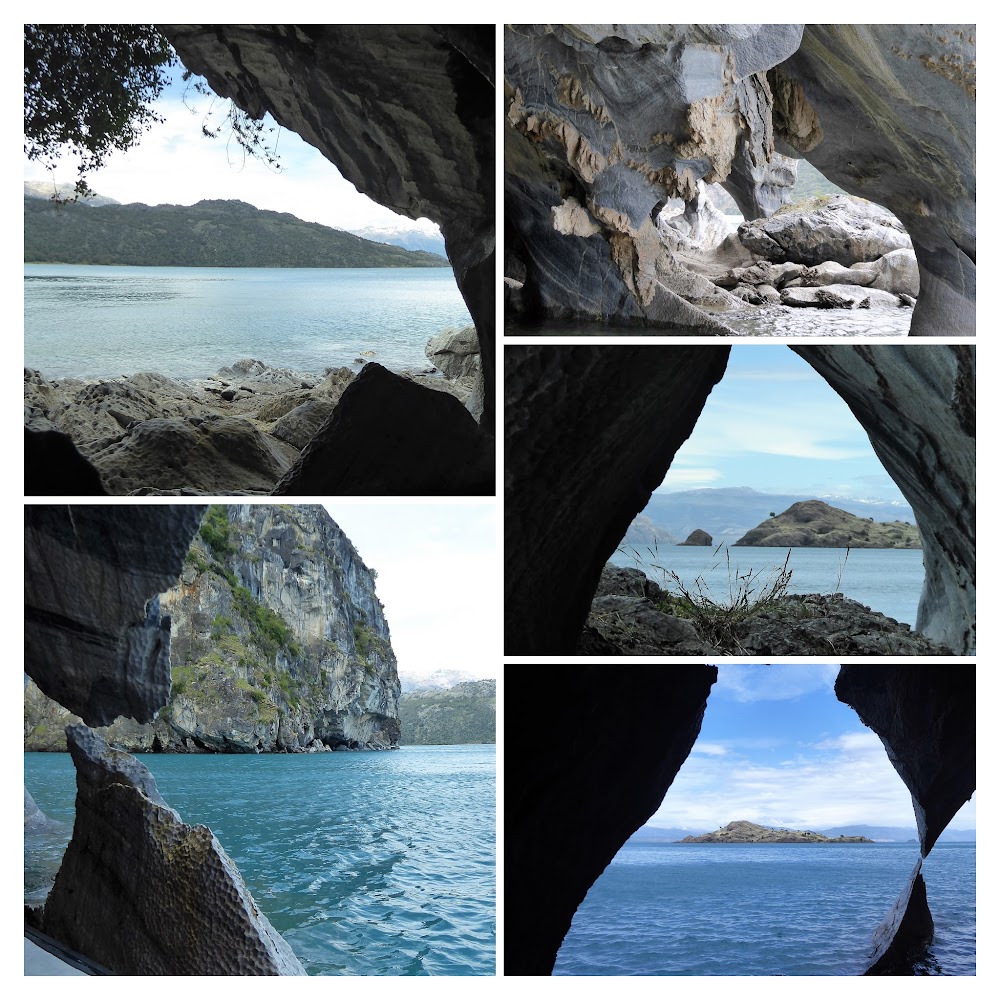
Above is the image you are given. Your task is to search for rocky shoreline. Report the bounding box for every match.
[679,820,874,844]
[579,565,952,656]
[25,326,481,495]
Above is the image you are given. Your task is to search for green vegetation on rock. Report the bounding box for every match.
[735,500,921,548]
[24,197,450,268]
[399,680,496,745]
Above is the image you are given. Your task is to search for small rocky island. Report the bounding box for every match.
[678,820,873,844]
[735,500,921,548]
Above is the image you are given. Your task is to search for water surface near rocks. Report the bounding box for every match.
[555,842,974,975]
[24,264,473,380]
[24,745,495,976]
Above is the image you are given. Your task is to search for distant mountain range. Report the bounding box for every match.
[628,487,915,547]
[24,180,121,207]
[630,823,975,844]
[350,221,446,256]
[24,196,449,268]
[398,679,496,745]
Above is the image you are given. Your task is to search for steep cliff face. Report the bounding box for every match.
[26,505,400,752]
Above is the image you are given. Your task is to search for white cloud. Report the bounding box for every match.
[714,664,841,703]
[691,742,728,756]
[659,467,723,487]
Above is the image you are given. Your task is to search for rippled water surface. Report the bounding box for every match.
[610,545,924,626]
[24,746,495,975]
[24,265,472,380]
[555,842,974,976]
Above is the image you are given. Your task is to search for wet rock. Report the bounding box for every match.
[739,195,912,267]
[273,363,493,495]
[25,506,205,726]
[40,725,306,975]
[864,860,934,975]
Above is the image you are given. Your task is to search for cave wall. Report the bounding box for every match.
[505,664,717,974]
[504,346,730,653]
[504,24,975,335]
[161,24,495,429]
[795,346,975,654]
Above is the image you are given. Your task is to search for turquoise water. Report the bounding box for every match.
[611,545,924,626]
[555,842,975,976]
[24,746,495,975]
[24,264,473,380]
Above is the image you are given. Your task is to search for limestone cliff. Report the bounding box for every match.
[25,505,400,753]
[735,500,921,548]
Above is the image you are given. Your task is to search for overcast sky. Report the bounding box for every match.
[648,664,975,832]
[24,62,433,233]
[658,347,906,503]
[324,503,496,682]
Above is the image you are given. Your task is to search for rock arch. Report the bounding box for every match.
[504,24,974,337]
[504,344,975,654]
[505,663,974,975]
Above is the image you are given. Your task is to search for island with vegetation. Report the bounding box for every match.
[24,196,449,268]
[678,820,874,843]
[734,500,920,548]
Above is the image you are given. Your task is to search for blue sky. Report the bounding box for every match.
[324,503,496,682]
[648,664,976,832]
[658,347,906,503]
[24,61,430,232]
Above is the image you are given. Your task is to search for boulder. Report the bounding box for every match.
[780,284,904,309]
[40,725,306,975]
[581,595,715,655]
[865,248,921,297]
[785,260,878,288]
[680,529,713,546]
[738,195,912,267]
[273,363,493,495]
[425,325,481,379]
[271,399,338,450]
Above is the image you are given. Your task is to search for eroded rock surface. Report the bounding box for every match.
[504,346,730,653]
[24,506,205,726]
[864,861,935,975]
[835,664,975,856]
[796,345,975,653]
[39,725,306,975]
[506,664,717,974]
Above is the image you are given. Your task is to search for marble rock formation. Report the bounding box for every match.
[161,24,495,440]
[24,506,206,726]
[505,24,803,328]
[506,664,717,975]
[680,529,712,546]
[505,344,974,655]
[273,363,493,495]
[864,861,935,975]
[774,25,975,336]
[796,346,975,654]
[504,346,729,653]
[836,664,975,857]
[38,725,306,976]
[505,24,974,336]
[24,787,60,834]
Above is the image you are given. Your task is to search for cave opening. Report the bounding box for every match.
[613,344,926,632]
[551,664,976,977]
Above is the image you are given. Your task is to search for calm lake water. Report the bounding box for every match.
[24,746,495,976]
[610,544,924,626]
[555,842,975,976]
[24,264,473,380]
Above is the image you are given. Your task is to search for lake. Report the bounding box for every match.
[555,841,975,976]
[24,746,495,976]
[610,544,924,626]
[24,264,473,380]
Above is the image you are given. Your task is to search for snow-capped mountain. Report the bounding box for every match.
[350,219,446,257]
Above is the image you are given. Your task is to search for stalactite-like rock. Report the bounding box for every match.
[835,664,975,856]
[24,506,206,726]
[505,664,717,975]
[40,725,306,975]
